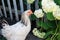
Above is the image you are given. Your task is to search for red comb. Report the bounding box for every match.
[27,10,33,16]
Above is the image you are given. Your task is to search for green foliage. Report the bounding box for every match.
[46,12,55,21]
[54,0,60,5]
[57,21,60,32]
[46,21,56,28]
[46,38,51,40]
[38,0,42,8]
[37,21,50,30]
[30,14,37,20]
[45,31,52,38]
[57,34,60,40]
[32,0,60,40]
[37,20,56,30]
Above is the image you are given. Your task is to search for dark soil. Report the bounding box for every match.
[26,33,43,40]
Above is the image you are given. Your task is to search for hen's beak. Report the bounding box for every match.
[27,10,33,16]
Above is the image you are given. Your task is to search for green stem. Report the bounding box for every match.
[51,20,58,40]
[40,18,44,31]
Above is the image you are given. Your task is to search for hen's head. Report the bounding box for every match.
[23,10,33,16]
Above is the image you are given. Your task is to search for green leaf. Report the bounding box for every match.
[46,12,55,21]
[57,21,60,32]
[46,21,56,28]
[38,0,42,8]
[37,20,56,30]
[44,30,54,38]
[57,33,60,40]
[46,38,51,40]
[30,14,37,20]
[54,0,60,5]
[37,21,50,30]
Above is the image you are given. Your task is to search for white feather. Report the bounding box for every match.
[1,10,31,40]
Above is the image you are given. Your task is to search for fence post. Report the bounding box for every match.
[35,0,39,10]
[7,0,13,20]
[27,4,31,10]
[13,0,19,21]
[2,0,7,17]
[19,0,24,14]
[27,0,31,10]
[35,0,39,28]
[0,8,3,16]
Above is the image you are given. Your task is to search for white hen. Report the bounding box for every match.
[1,10,32,40]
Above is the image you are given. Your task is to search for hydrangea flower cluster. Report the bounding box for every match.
[32,0,60,39]
[53,8,60,20]
[32,28,46,38]
[41,0,60,20]
[34,9,44,18]
[41,0,59,13]
[27,0,35,4]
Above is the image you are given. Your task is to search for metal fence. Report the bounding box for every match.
[0,0,39,21]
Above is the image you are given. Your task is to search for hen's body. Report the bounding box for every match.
[1,10,32,40]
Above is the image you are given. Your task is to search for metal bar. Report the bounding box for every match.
[27,4,31,10]
[2,0,7,17]
[7,0,13,20]
[0,6,21,14]
[35,0,39,10]
[0,8,3,16]
[13,0,19,21]
[35,0,39,28]
[27,0,31,9]
[19,0,24,13]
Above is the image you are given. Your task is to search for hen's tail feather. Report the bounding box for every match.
[2,20,8,24]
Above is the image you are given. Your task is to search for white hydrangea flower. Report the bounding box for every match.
[27,0,35,4]
[42,0,59,13]
[32,28,46,38]
[53,8,60,20]
[32,28,39,36]
[34,9,44,18]
[38,32,45,38]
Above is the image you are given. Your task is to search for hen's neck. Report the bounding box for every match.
[21,14,31,26]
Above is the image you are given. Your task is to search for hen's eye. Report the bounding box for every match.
[28,12,31,13]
